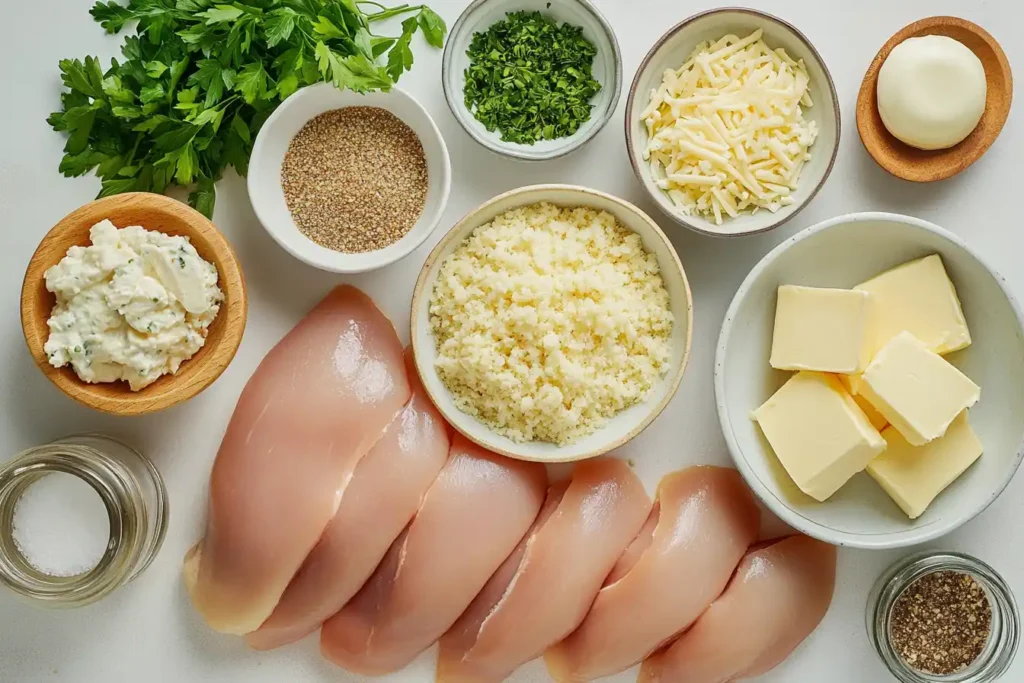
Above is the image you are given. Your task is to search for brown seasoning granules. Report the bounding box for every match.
[890,571,992,675]
[282,107,428,253]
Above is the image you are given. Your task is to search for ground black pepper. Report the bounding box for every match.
[890,570,992,675]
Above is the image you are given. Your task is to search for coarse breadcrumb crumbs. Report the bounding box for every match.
[281,106,427,253]
[429,202,674,445]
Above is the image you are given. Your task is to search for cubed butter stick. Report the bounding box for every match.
[844,254,972,395]
[868,412,983,519]
[769,285,871,373]
[856,254,972,358]
[752,372,886,502]
[860,332,980,446]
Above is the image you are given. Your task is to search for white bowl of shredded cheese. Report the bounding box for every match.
[626,8,840,237]
[411,185,693,463]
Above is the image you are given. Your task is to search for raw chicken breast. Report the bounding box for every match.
[545,467,760,682]
[437,458,651,683]
[246,350,451,650]
[638,535,837,683]
[320,435,547,675]
[184,286,410,635]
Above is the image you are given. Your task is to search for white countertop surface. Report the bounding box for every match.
[1,1,1021,681]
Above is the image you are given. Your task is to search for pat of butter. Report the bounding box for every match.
[856,254,971,358]
[860,332,980,446]
[753,372,886,502]
[769,285,871,373]
[868,411,983,519]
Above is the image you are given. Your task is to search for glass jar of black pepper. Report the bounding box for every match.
[867,551,1020,682]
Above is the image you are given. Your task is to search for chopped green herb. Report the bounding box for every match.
[462,11,601,145]
[178,256,186,269]
[49,0,447,217]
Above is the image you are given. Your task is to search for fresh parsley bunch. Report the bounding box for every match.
[463,11,600,145]
[49,0,446,217]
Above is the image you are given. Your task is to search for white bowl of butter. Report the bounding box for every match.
[715,212,1024,549]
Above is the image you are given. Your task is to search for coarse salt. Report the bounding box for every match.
[12,472,110,577]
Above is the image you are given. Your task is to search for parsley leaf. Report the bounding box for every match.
[263,8,298,48]
[189,176,217,216]
[189,59,233,107]
[198,5,244,25]
[418,8,446,48]
[90,1,135,33]
[234,62,271,103]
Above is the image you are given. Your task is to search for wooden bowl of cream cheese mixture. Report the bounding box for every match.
[20,193,247,415]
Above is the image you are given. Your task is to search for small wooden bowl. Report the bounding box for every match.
[857,16,1013,183]
[21,193,248,415]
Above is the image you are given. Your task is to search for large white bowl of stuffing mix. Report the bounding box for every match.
[411,184,693,463]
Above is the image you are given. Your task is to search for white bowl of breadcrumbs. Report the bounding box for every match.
[411,184,694,463]
[248,82,451,273]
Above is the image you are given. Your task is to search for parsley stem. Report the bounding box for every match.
[126,135,142,166]
[365,4,423,22]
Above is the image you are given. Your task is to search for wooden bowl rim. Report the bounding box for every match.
[856,15,1013,183]
[20,193,248,415]
[409,183,694,463]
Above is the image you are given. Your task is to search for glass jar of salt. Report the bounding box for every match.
[0,435,167,607]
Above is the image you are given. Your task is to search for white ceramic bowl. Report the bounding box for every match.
[626,8,840,237]
[716,213,1024,549]
[411,185,693,462]
[442,0,622,161]
[248,83,451,273]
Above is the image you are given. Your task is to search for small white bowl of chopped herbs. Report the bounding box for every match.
[442,0,622,161]
[248,83,451,274]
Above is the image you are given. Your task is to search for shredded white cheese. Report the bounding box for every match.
[429,203,674,445]
[640,29,819,225]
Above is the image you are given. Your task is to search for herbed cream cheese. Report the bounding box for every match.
[44,220,224,391]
